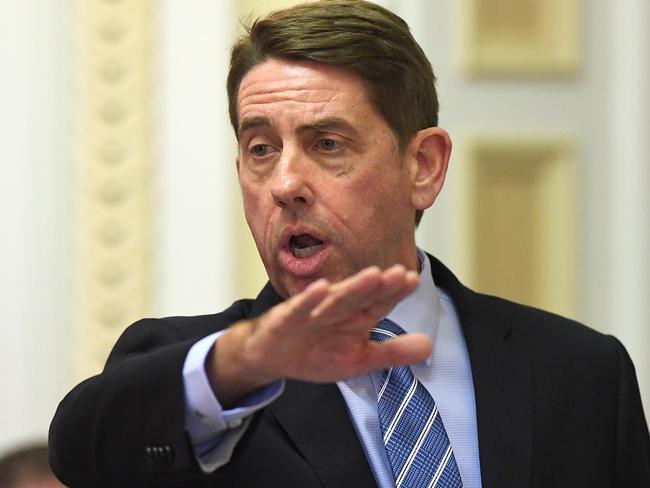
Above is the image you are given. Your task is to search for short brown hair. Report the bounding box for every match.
[227,0,439,225]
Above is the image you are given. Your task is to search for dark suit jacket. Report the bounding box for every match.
[49,255,650,487]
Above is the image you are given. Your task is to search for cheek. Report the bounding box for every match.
[240,184,270,238]
[349,168,408,209]
[345,171,413,239]
[327,172,375,215]
[240,177,268,212]
[327,175,388,234]
[240,184,257,213]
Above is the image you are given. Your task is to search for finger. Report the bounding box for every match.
[310,266,384,319]
[311,265,417,329]
[384,264,419,287]
[274,278,330,325]
[347,264,417,305]
[291,278,331,315]
[359,268,419,321]
[361,333,432,373]
[376,266,419,301]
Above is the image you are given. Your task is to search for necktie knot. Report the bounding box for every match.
[370,318,405,343]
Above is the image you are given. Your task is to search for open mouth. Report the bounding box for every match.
[289,234,324,258]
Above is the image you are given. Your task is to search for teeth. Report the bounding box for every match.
[291,243,323,258]
[289,233,324,258]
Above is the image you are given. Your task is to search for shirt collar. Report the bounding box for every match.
[385,249,441,364]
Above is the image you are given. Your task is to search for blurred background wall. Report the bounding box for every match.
[1,0,648,454]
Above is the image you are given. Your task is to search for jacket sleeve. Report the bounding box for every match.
[612,337,650,486]
[49,311,245,488]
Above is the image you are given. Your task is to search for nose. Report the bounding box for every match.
[270,151,314,209]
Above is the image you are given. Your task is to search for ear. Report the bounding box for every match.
[407,127,452,211]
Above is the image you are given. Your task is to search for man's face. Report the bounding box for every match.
[236,58,421,297]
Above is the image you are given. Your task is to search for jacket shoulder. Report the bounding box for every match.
[105,298,256,362]
[469,290,618,360]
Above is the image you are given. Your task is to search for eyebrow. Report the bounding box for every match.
[297,117,359,138]
[239,116,270,135]
[238,115,359,138]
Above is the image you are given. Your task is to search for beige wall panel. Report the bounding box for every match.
[473,157,540,304]
[75,0,154,378]
[456,137,578,319]
[460,0,581,76]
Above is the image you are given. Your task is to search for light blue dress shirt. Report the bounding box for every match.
[182,251,482,487]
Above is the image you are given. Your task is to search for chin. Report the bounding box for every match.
[284,277,317,296]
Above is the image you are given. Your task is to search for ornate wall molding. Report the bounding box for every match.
[75,0,153,377]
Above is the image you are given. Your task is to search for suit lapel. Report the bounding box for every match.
[428,254,533,487]
[463,316,533,486]
[249,282,283,317]
[268,380,377,488]
[249,283,376,487]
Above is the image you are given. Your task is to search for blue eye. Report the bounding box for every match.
[251,144,270,156]
[318,138,341,151]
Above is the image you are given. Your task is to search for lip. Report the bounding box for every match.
[278,226,330,277]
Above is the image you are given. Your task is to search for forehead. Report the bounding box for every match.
[236,58,377,129]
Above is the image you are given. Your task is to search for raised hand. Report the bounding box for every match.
[209,264,432,407]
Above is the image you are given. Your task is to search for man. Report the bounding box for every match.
[49,1,650,487]
[0,444,64,488]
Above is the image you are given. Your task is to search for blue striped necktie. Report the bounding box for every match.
[370,319,463,488]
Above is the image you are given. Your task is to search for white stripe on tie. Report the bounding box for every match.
[428,445,453,488]
[377,367,393,401]
[396,405,439,487]
[383,375,417,443]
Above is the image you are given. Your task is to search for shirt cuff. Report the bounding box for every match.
[183,331,284,471]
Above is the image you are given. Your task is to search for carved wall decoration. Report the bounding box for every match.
[460,0,581,76]
[75,0,153,377]
[454,136,579,318]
